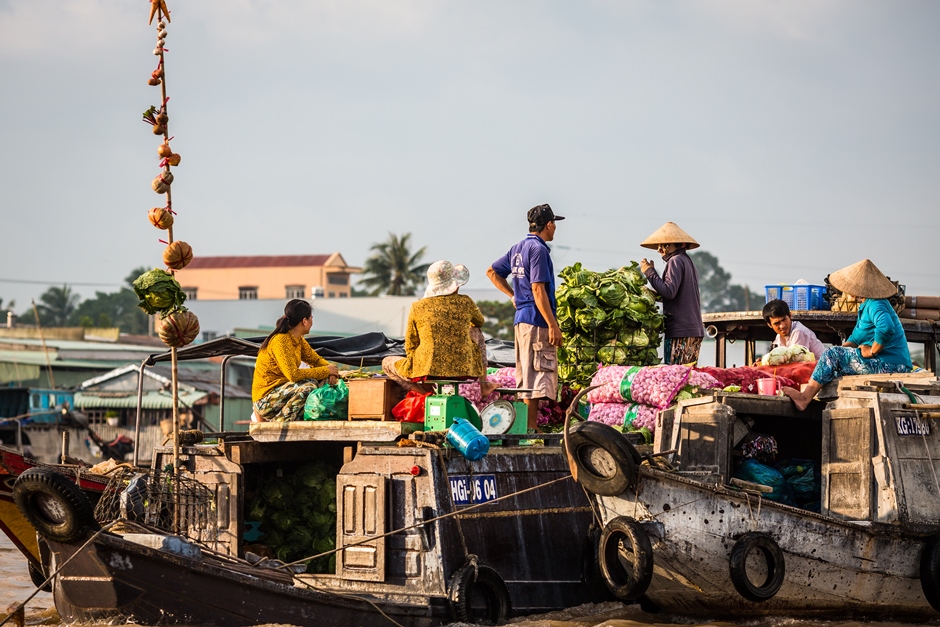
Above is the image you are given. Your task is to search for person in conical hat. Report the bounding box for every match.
[782,259,911,411]
[639,222,704,365]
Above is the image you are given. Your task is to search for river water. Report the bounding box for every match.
[2,534,937,627]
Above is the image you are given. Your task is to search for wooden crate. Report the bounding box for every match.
[347,377,404,420]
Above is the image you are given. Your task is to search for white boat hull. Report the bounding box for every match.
[596,467,934,619]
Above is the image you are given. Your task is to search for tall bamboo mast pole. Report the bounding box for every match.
[159,7,181,536]
[150,1,180,534]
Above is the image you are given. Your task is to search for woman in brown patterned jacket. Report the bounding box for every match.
[383,261,497,396]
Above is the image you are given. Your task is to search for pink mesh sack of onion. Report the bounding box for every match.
[458,367,517,410]
[586,365,721,409]
[589,402,658,432]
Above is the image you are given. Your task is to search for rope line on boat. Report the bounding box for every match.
[580,482,603,527]
[904,382,940,498]
[437,448,471,564]
[278,474,574,569]
[743,491,763,527]
[0,521,119,627]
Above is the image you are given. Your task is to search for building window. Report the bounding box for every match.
[339,292,349,298]
[239,286,258,300]
[327,273,349,286]
[328,292,336,298]
[285,285,306,299]
[182,287,198,300]
[202,331,218,342]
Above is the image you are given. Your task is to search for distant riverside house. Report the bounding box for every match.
[174,253,363,301]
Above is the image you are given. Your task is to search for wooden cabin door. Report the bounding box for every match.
[337,474,387,581]
[821,407,873,520]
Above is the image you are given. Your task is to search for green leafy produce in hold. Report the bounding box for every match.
[557,262,666,388]
[244,461,339,574]
[132,268,187,315]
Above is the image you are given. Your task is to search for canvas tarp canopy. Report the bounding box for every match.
[144,332,516,369]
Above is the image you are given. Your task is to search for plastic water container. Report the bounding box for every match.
[446,417,490,461]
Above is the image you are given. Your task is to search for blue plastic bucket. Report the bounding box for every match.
[446,417,490,461]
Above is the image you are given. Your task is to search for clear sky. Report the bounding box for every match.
[1,0,937,309]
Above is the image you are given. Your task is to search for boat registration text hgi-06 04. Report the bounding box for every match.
[896,414,930,436]
[449,474,498,505]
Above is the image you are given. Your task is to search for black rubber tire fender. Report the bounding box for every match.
[448,560,512,624]
[567,421,640,496]
[598,516,654,602]
[13,468,99,544]
[919,532,940,612]
[728,532,786,602]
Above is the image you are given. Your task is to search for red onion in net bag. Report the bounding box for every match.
[588,402,658,434]
[585,365,631,404]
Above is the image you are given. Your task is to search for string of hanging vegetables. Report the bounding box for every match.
[132,0,199,347]
[131,0,198,533]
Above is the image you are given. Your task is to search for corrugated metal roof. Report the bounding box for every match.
[0,338,158,353]
[75,390,207,409]
[185,255,332,269]
[0,350,129,369]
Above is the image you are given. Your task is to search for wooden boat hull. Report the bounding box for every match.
[47,532,443,627]
[596,467,936,620]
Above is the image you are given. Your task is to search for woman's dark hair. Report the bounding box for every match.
[260,299,312,349]
[762,299,791,324]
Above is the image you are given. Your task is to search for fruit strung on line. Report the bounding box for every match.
[159,310,199,348]
[163,240,193,270]
[148,207,174,230]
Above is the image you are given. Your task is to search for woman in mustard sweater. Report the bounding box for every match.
[252,299,339,422]
[383,261,496,396]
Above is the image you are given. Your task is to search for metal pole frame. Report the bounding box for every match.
[132,358,147,467]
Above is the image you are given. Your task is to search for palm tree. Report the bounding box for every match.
[35,285,81,327]
[358,233,430,296]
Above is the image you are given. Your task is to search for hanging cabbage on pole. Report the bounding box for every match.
[556,262,665,388]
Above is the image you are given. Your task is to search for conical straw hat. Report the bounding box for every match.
[640,222,700,250]
[828,259,897,299]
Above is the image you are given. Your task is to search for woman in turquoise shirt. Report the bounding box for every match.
[783,259,911,411]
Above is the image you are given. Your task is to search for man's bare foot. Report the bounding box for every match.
[781,386,812,411]
[480,381,500,398]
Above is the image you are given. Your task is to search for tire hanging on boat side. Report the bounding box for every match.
[567,421,640,496]
[728,532,786,602]
[13,468,99,544]
[919,532,940,612]
[448,560,512,624]
[598,516,654,601]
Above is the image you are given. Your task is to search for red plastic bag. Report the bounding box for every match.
[392,390,430,422]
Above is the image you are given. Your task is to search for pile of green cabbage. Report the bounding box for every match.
[246,461,338,573]
[557,262,665,387]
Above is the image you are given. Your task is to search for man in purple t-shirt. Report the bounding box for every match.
[487,204,564,432]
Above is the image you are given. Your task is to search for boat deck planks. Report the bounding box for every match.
[248,420,423,443]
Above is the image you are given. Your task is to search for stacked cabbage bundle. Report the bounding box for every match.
[246,461,338,573]
[556,262,665,388]
[585,365,721,437]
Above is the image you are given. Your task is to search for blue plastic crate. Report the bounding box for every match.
[765,285,794,307]
[765,284,827,310]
